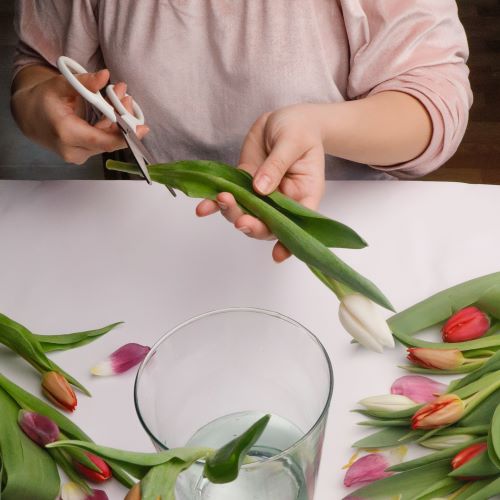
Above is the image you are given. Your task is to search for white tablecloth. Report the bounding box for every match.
[0,179,499,499]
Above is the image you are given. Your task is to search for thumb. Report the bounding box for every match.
[76,69,110,93]
[253,139,306,195]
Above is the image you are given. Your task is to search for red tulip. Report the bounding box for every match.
[73,452,112,483]
[411,394,465,430]
[451,442,488,479]
[442,307,490,343]
[41,371,77,412]
[407,347,465,370]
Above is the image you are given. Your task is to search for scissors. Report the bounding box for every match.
[57,56,176,196]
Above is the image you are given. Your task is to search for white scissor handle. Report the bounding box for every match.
[106,84,145,131]
[57,56,117,123]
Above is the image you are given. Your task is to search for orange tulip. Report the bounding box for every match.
[407,348,465,370]
[41,371,77,412]
[411,394,465,429]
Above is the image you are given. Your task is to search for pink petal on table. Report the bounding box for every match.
[344,453,392,488]
[91,343,150,376]
[391,375,447,404]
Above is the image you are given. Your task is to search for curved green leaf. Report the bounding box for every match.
[465,476,500,500]
[141,459,196,500]
[450,351,500,392]
[489,404,500,469]
[107,160,392,309]
[35,322,122,352]
[204,414,270,484]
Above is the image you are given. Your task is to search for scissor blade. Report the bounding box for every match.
[116,116,176,196]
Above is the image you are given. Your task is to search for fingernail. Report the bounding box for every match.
[255,175,272,194]
[239,226,251,234]
[217,202,228,210]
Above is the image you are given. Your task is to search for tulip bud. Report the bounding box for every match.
[442,306,490,343]
[451,442,488,471]
[91,343,150,377]
[407,348,465,370]
[390,375,447,404]
[124,483,141,500]
[359,394,417,412]
[60,482,109,500]
[18,410,60,446]
[411,394,465,430]
[420,434,475,450]
[338,294,394,353]
[41,371,77,412]
[73,452,112,483]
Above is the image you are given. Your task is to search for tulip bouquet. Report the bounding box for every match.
[106,159,395,351]
[343,272,500,499]
[0,312,121,410]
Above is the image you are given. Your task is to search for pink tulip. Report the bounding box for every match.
[344,453,392,487]
[91,343,150,376]
[442,307,490,343]
[390,375,447,404]
[18,410,60,446]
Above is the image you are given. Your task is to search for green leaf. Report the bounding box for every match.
[47,440,211,480]
[388,437,483,472]
[459,390,500,427]
[0,387,60,500]
[34,322,122,352]
[141,459,197,500]
[453,370,500,399]
[449,447,499,478]
[358,419,411,427]
[475,285,500,320]
[488,404,500,469]
[345,459,452,499]
[466,476,500,500]
[352,427,422,449]
[452,480,496,500]
[413,477,464,499]
[388,272,500,337]
[204,414,271,484]
[107,160,393,310]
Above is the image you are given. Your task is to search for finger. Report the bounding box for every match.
[57,114,127,153]
[234,214,273,240]
[75,69,110,93]
[196,199,220,217]
[272,242,292,263]
[216,192,244,224]
[253,139,309,195]
[238,113,270,174]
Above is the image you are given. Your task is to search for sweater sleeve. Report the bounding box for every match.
[13,0,103,78]
[340,0,473,178]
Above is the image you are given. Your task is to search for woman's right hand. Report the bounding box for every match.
[11,65,149,164]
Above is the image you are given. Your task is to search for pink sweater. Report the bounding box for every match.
[14,0,472,180]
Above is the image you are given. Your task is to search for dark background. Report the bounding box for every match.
[1,0,499,182]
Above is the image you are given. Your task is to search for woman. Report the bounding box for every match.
[11,0,471,261]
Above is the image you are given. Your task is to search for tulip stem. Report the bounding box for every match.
[463,380,500,416]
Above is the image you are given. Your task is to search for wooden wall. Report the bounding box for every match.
[424,0,500,183]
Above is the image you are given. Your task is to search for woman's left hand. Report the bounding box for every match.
[196,104,326,262]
